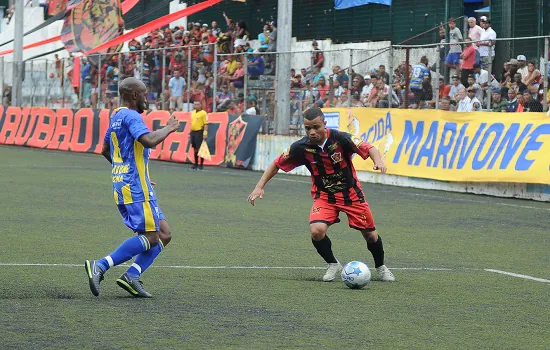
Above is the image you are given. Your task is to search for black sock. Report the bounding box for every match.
[200,157,204,166]
[367,234,384,268]
[312,235,337,263]
[194,152,199,166]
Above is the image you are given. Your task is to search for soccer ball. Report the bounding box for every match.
[341,261,371,289]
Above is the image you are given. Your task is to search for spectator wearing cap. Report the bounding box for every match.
[248,50,265,78]
[491,88,508,112]
[258,24,270,52]
[169,70,186,112]
[478,17,497,71]
[460,38,476,87]
[445,19,463,75]
[312,41,324,69]
[522,90,543,112]
[516,55,528,79]
[466,74,483,103]
[201,23,208,35]
[506,89,519,112]
[361,75,374,103]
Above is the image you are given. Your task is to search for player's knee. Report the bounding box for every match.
[160,229,172,246]
[144,232,160,247]
[362,230,378,243]
[310,223,328,241]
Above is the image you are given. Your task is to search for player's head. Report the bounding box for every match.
[119,77,148,114]
[193,100,202,111]
[303,107,327,145]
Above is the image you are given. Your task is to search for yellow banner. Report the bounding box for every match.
[323,108,550,184]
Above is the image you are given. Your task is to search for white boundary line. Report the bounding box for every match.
[484,269,550,283]
[0,262,456,271]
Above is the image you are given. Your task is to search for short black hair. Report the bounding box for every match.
[473,63,481,69]
[303,107,325,121]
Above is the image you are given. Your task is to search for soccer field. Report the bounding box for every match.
[1,145,549,349]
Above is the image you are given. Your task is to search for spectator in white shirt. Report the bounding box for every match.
[466,87,482,111]
[478,17,497,71]
[360,75,374,103]
[456,88,471,112]
[516,55,529,80]
[168,71,186,111]
[449,75,465,102]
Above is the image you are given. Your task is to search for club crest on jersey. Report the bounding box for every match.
[282,147,290,159]
[305,148,317,153]
[353,137,364,147]
[328,143,339,151]
[331,152,343,163]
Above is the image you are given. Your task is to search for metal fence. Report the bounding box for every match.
[2,35,549,135]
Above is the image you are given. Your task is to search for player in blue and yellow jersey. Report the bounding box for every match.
[85,77,179,298]
[409,56,431,108]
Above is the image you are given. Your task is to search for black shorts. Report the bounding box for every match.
[412,88,425,103]
[191,130,204,149]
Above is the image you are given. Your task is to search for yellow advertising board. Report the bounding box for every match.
[322,108,550,184]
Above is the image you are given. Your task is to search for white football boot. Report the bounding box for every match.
[376,265,395,282]
[322,261,343,282]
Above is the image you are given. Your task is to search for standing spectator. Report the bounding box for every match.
[522,90,543,112]
[491,88,508,112]
[211,21,221,37]
[478,17,497,71]
[467,17,483,42]
[169,70,186,112]
[312,41,324,69]
[410,56,430,108]
[190,100,208,170]
[460,38,476,87]
[248,50,265,78]
[445,19,463,76]
[506,89,519,112]
[258,24,270,52]
[82,76,92,107]
[378,65,390,85]
[81,58,91,83]
[236,21,249,40]
[267,21,277,69]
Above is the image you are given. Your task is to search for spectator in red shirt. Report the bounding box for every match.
[439,78,450,98]
[460,38,476,87]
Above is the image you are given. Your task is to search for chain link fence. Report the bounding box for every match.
[2,35,549,134]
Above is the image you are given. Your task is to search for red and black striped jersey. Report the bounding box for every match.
[274,129,373,205]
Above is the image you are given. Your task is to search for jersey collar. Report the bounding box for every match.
[316,129,330,150]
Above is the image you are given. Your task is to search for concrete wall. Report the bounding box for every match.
[253,134,550,202]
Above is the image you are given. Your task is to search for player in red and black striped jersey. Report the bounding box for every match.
[248,107,395,282]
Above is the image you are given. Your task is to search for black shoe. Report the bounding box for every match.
[191,165,198,170]
[84,260,104,296]
[116,272,153,298]
[199,165,204,170]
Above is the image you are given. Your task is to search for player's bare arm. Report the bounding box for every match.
[248,162,279,206]
[368,147,387,173]
[101,141,112,164]
[138,116,179,148]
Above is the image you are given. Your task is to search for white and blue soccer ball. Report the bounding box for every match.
[341,261,371,289]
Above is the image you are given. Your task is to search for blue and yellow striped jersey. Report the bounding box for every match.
[104,107,155,205]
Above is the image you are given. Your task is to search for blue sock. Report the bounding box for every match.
[97,235,150,272]
[126,240,164,278]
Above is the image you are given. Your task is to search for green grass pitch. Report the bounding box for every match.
[0,145,549,349]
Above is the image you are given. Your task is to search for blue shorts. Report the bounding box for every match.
[445,52,461,65]
[117,200,165,233]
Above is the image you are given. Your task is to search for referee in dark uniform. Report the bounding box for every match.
[190,100,208,170]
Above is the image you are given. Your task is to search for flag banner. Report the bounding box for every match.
[335,0,391,10]
[60,0,125,53]
[0,108,264,169]
[0,0,139,56]
[224,114,265,168]
[48,0,67,15]
[86,0,223,54]
[324,108,550,184]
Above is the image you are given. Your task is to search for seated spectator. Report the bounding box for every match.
[228,61,245,91]
[246,100,259,115]
[439,77,450,98]
[516,55,528,79]
[216,84,232,110]
[315,77,330,102]
[491,88,508,112]
[439,96,454,111]
[227,101,241,115]
[516,93,525,112]
[449,75,465,102]
[522,90,543,112]
[511,73,527,94]
[467,87,482,111]
[522,61,541,87]
[331,79,346,98]
[457,88,471,112]
[248,51,265,78]
[311,66,325,87]
[361,75,374,103]
[335,93,350,107]
[506,89,519,112]
[335,66,349,88]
